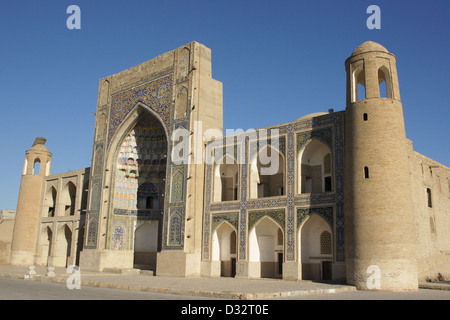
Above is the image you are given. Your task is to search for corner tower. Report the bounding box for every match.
[344,42,418,291]
[11,137,52,266]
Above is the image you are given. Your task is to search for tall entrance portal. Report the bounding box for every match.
[113,112,167,271]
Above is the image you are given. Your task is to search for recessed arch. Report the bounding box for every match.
[298,214,333,280]
[44,187,57,217]
[213,155,239,202]
[109,104,168,213]
[211,221,237,277]
[33,158,41,175]
[107,105,167,262]
[38,226,53,266]
[378,65,392,98]
[54,224,72,267]
[107,102,170,168]
[248,216,284,279]
[61,181,77,216]
[249,145,285,199]
[134,220,160,270]
[298,139,333,194]
[80,179,89,214]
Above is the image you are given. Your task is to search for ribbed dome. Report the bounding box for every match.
[352,41,389,56]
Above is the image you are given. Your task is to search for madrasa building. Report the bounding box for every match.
[1,41,449,291]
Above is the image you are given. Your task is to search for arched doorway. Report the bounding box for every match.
[134,221,159,270]
[112,111,167,267]
[211,222,237,277]
[38,226,52,266]
[299,214,333,280]
[248,217,284,279]
[54,224,72,267]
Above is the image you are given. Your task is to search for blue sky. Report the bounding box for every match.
[0,0,449,210]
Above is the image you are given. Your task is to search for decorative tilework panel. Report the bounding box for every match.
[85,214,98,248]
[297,207,334,228]
[296,127,333,151]
[108,73,173,147]
[211,212,239,233]
[93,144,104,176]
[170,166,184,203]
[238,138,249,260]
[90,181,101,211]
[202,163,213,259]
[113,113,167,212]
[286,127,295,260]
[248,209,285,232]
[112,222,126,250]
[168,210,182,246]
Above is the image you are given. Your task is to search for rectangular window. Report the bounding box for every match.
[324,176,332,192]
[277,253,283,275]
[427,188,432,208]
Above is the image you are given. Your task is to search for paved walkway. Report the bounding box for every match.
[0,265,356,299]
[1,265,448,299]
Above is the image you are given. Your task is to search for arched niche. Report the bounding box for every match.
[378,65,392,98]
[248,217,283,279]
[211,221,237,277]
[37,226,53,266]
[61,181,77,216]
[298,139,332,194]
[54,224,72,268]
[44,187,57,217]
[298,214,333,280]
[249,146,285,199]
[134,220,159,270]
[213,155,239,202]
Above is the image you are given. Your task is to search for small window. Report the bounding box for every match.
[323,153,332,174]
[363,113,368,121]
[427,188,432,208]
[146,196,155,209]
[33,159,41,175]
[324,176,332,192]
[277,253,283,275]
[379,79,387,98]
[364,167,370,179]
[358,83,366,101]
[378,67,392,98]
[320,231,332,255]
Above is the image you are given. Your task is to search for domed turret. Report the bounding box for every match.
[351,41,389,56]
